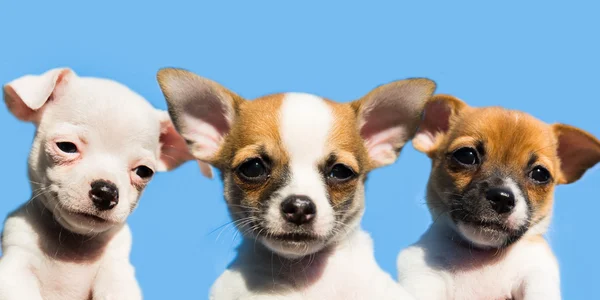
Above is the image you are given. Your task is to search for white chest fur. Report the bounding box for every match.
[211,229,414,300]
[397,223,560,300]
[0,201,140,300]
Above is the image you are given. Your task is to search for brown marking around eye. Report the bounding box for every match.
[447,136,479,154]
[231,144,264,169]
[215,94,290,208]
[329,150,360,174]
[437,107,561,224]
[322,101,370,210]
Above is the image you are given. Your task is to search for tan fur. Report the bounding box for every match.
[399,94,600,300]
[157,68,437,299]
[212,94,289,205]
[324,101,370,207]
[417,94,600,239]
[434,106,559,222]
[211,93,372,212]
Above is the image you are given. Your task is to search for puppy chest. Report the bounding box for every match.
[36,262,98,300]
[446,240,555,299]
[293,252,400,299]
[450,266,518,300]
[297,272,400,300]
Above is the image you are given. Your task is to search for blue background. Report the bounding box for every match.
[1,1,598,299]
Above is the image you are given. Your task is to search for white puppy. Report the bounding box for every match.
[0,68,194,300]
[157,68,436,300]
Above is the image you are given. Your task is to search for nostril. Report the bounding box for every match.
[280,195,317,225]
[89,180,119,211]
[485,188,515,214]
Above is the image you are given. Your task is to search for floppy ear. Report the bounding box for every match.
[156,68,243,168]
[412,94,467,155]
[155,110,214,178]
[353,78,436,168]
[3,68,73,123]
[552,124,600,184]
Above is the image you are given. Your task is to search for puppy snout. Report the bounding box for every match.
[281,195,316,226]
[485,187,515,214]
[89,180,119,210]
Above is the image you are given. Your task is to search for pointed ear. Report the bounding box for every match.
[157,68,243,166]
[412,94,467,155]
[353,78,436,168]
[3,68,73,123]
[553,124,600,184]
[155,110,214,178]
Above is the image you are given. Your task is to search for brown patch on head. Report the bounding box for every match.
[159,69,436,256]
[213,94,289,207]
[322,101,370,211]
[435,108,560,221]
[415,94,599,250]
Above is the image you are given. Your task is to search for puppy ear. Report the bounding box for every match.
[157,68,243,167]
[353,78,436,168]
[155,110,214,178]
[412,94,467,155]
[3,68,73,123]
[552,124,600,184]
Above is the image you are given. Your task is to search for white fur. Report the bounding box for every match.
[505,178,528,230]
[210,93,414,299]
[262,93,335,256]
[0,208,140,300]
[454,178,531,249]
[455,222,506,249]
[212,230,414,300]
[398,215,560,300]
[0,69,181,300]
[156,71,434,300]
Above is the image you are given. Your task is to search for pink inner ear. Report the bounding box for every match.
[365,126,408,166]
[157,118,195,172]
[412,99,454,153]
[359,100,417,167]
[423,100,453,133]
[3,68,72,122]
[3,86,37,122]
[180,118,225,160]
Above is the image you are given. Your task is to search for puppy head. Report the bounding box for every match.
[414,95,600,249]
[3,68,193,235]
[158,68,435,258]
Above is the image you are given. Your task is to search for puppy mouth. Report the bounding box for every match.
[461,217,508,232]
[270,232,320,242]
[452,215,526,249]
[71,212,112,223]
[245,223,325,245]
[58,206,119,226]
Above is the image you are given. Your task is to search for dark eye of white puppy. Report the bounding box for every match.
[327,164,356,182]
[134,166,154,179]
[529,166,551,183]
[56,142,78,154]
[452,147,479,165]
[237,158,268,181]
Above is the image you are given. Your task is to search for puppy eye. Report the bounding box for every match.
[134,166,154,179]
[529,166,551,183]
[56,142,78,154]
[452,147,479,165]
[328,164,356,182]
[237,158,268,181]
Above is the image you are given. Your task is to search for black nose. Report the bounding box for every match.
[281,195,316,226]
[89,180,119,210]
[485,187,515,214]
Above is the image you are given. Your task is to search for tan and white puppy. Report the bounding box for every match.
[0,68,193,300]
[157,68,435,300]
[397,94,600,300]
